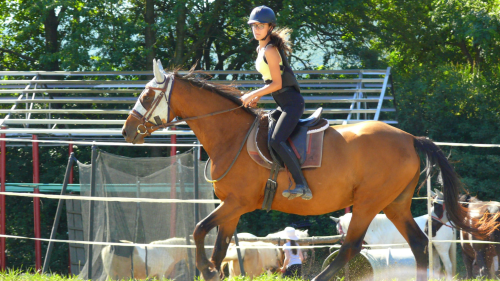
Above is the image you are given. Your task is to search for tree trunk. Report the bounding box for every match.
[173,0,187,66]
[204,37,215,70]
[458,40,474,72]
[145,0,156,69]
[43,8,60,71]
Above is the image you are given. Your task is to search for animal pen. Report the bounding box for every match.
[64,146,216,280]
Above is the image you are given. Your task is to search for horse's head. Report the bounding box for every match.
[425,189,450,236]
[430,189,448,223]
[122,59,176,144]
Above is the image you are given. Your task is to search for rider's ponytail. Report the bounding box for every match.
[289,240,298,255]
[268,28,293,57]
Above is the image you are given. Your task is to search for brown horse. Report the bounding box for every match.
[458,194,500,278]
[121,60,494,281]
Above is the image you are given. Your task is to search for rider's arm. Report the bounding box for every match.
[253,46,282,96]
[241,46,282,107]
[281,249,290,270]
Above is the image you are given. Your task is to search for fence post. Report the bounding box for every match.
[32,134,41,271]
[169,128,177,237]
[0,127,6,270]
[426,157,434,279]
[233,230,245,277]
[42,153,76,273]
[86,144,98,279]
[193,143,200,278]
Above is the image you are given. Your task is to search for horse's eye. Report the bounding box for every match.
[144,96,150,101]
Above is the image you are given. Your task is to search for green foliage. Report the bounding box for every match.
[2,0,500,277]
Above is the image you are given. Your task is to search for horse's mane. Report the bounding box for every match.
[172,69,258,116]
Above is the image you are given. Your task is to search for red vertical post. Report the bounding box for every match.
[0,128,6,270]
[32,135,41,271]
[345,206,351,213]
[169,128,177,237]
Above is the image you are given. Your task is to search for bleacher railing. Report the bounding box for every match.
[0,68,395,140]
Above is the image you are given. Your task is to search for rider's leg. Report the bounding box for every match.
[269,103,312,200]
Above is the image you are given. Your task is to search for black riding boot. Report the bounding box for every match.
[276,142,312,200]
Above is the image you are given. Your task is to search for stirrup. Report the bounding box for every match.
[283,185,313,200]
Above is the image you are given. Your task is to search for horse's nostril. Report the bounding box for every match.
[122,129,127,137]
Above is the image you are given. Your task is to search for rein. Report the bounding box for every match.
[431,216,454,229]
[130,73,258,185]
[151,104,244,131]
[204,116,259,183]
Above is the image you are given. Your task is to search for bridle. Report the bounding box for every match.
[128,73,258,184]
[431,201,453,229]
[129,75,174,137]
[129,74,245,137]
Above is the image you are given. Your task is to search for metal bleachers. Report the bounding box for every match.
[0,68,396,142]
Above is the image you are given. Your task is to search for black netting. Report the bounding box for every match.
[77,149,216,280]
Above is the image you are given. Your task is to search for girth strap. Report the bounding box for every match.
[262,162,280,212]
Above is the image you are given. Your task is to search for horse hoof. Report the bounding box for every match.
[202,269,220,281]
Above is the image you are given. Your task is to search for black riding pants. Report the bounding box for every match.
[269,88,305,153]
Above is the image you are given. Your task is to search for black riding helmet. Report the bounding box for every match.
[248,6,276,25]
[248,6,276,41]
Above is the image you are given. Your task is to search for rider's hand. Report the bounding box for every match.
[248,96,261,107]
[241,92,257,107]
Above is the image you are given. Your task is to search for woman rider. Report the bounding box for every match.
[240,6,312,200]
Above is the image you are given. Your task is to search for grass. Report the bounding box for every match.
[0,270,498,281]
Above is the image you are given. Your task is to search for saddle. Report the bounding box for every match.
[247,107,329,170]
[249,108,329,212]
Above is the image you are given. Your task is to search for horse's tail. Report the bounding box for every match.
[413,136,499,237]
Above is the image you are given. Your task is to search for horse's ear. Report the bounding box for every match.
[330,216,340,223]
[157,59,165,72]
[153,59,165,84]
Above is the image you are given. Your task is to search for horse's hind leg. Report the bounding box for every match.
[313,208,378,281]
[382,178,429,281]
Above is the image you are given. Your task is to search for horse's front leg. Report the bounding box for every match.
[212,217,240,274]
[193,199,247,281]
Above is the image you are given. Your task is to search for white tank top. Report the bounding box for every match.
[283,241,302,267]
[255,45,283,82]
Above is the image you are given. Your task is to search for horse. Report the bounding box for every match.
[121,59,496,281]
[222,241,283,279]
[456,194,500,278]
[101,237,194,280]
[221,229,308,278]
[331,212,455,279]
[265,228,309,239]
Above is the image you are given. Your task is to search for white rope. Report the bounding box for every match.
[0,192,466,204]
[435,142,500,148]
[0,192,221,204]
[2,192,498,207]
[1,233,498,249]
[0,137,202,147]
[0,234,334,249]
[0,137,499,148]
